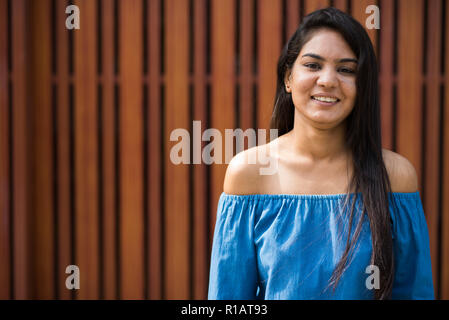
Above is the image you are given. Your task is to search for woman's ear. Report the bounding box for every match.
[284,70,292,93]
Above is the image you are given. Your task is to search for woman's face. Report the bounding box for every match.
[285,28,357,129]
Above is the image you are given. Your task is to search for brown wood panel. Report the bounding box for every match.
[286,0,300,40]
[351,0,378,53]
[193,0,208,300]
[29,0,54,299]
[55,0,73,300]
[148,0,162,300]
[397,0,423,188]
[3,0,449,300]
[101,0,117,300]
[210,0,235,246]
[304,0,329,15]
[441,0,449,300]
[12,0,30,299]
[258,0,281,132]
[333,0,347,12]
[120,0,144,299]
[239,0,255,133]
[165,0,191,299]
[379,0,394,150]
[74,0,99,300]
[423,0,442,298]
[0,0,11,300]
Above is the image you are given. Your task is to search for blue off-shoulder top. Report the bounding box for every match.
[208,191,434,300]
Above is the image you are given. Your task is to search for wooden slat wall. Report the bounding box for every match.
[192,0,208,300]
[258,0,281,133]
[305,0,329,13]
[424,0,443,296]
[398,0,424,194]
[74,0,99,299]
[0,0,10,298]
[352,0,378,52]
[120,0,145,300]
[1,0,448,300]
[55,0,72,300]
[11,0,30,299]
[165,0,190,299]
[210,0,235,248]
[29,0,54,299]
[147,0,162,300]
[442,0,449,299]
[101,0,117,300]
[239,0,256,134]
[379,0,394,150]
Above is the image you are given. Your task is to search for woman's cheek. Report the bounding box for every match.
[294,76,316,98]
[339,77,357,99]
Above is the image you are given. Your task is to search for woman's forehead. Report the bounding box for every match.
[299,29,356,60]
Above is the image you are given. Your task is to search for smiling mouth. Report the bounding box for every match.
[311,96,340,103]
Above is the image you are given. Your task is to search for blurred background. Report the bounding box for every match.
[0,0,448,300]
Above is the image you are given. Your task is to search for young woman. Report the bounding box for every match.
[208,7,434,300]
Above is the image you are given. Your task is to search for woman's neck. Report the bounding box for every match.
[285,110,349,163]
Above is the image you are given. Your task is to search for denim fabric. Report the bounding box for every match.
[208,191,434,300]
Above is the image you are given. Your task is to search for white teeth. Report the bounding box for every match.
[312,96,338,103]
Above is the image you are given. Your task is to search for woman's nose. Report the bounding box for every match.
[316,68,338,88]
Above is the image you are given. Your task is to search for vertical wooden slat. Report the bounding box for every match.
[0,0,11,300]
[286,0,299,40]
[210,0,235,246]
[441,0,449,300]
[120,0,144,299]
[239,0,254,133]
[56,0,73,300]
[12,0,30,299]
[351,0,378,53]
[304,0,329,15]
[165,0,190,299]
[397,0,423,188]
[74,0,99,299]
[424,0,442,298]
[102,0,117,300]
[193,0,208,300]
[258,0,281,132]
[379,0,394,149]
[333,0,347,12]
[29,0,54,299]
[148,0,162,300]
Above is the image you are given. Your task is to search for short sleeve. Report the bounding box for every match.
[208,193,259,300]
[390,192,435,299]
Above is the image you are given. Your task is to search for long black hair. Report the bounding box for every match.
[270,7,395,299]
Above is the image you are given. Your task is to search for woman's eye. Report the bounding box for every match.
[304,63,320,70]
[303,63,355,74]
[338,67,355,74]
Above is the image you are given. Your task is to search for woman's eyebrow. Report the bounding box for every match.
[301,53,358,64]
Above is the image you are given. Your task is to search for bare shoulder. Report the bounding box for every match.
[223,144,270,195]
[382,149,419,193]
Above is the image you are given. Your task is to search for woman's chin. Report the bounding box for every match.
[306,114,346,129]
[294,105,349,130]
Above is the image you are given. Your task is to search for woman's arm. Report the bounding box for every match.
[208,154,261,299]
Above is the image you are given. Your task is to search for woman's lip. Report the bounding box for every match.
[311,97,339,106]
